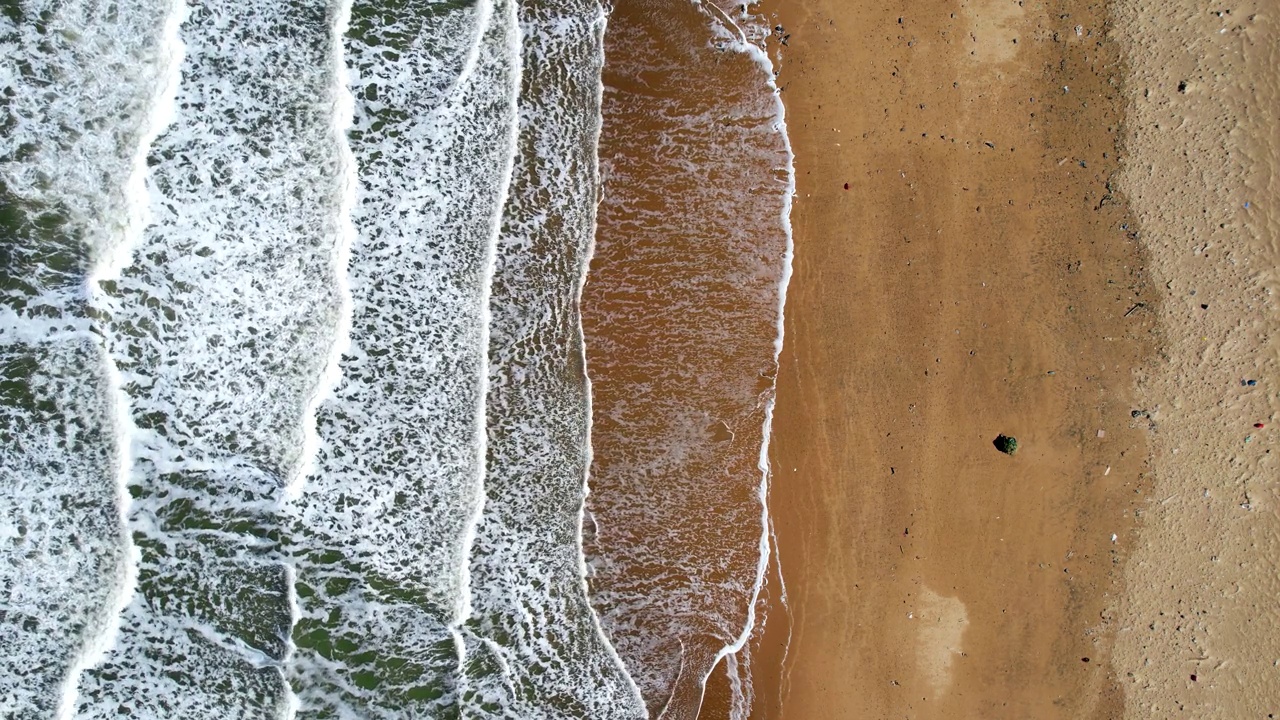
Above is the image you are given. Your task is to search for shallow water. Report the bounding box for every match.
[583,1,792,716]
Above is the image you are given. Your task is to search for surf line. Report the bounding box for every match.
[661,3,798,718]
[58,1,187,718]
[452,0,522,696]
[280,0,358,714]
[287,0,357,505]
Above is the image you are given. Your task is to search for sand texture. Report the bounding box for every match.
[1109,1,1280,716]
[746,0,1279,717]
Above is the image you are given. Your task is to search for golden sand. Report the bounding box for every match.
[738,0,1276,716]
[1110,1,1280,716]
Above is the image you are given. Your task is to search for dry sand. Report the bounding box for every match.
[1109,1,1280,716]
[744,0,1279,718]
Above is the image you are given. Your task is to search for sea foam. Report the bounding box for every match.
[286,0,519,714]
[75,0,351,715]
[0,0,179,714]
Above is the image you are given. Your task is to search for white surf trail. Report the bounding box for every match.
[58,2,188,716]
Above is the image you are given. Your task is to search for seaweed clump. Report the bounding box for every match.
[993,434,1018,455]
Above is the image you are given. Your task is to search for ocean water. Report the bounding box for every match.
[1,1,180,715]
[0,0,791,718]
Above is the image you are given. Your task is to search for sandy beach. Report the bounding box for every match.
[1109,1,1279,716]
[748,0,1279,718]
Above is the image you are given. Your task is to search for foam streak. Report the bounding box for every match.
[57,2,189,715]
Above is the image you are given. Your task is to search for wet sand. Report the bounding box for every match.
[751,0,1280,717]
[755,0,1156,716]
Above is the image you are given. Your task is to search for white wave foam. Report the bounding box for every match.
[0,0,183,714]
[288,0,357,505]
[452,0,522,686]
[74,0,354,714]
[286,0,523,713]
[459,1,648,716]
[277,0,357,716]
[57,1,188,715]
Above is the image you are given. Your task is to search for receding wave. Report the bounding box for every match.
[583,1,794,717]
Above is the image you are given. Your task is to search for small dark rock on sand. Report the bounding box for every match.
[993,434,1019,455]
